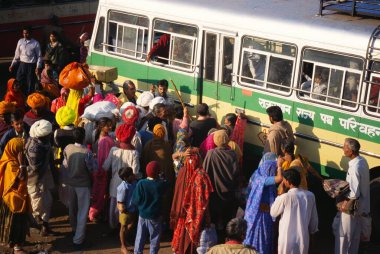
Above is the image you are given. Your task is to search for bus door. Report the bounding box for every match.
[202,30,237,118]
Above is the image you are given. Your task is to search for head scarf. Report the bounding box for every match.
[244,152,277,248]
[213,130,229,147]
[146,161,160,179]
[4,79,24,108]
[149,96,166,111]
[30,119,52,138]
[153,124,166,139]
[122,106,139,125]
[0,138,24,196]
[56,106,76,127]
[116,123,136,145]
[27,93,47,109]
[137,91,154,108]
[0,101,16,115]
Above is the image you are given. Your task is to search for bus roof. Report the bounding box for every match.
[101,0,380,53]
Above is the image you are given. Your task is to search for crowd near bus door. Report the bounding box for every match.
[202,30,236,116]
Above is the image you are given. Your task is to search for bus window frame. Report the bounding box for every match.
[297,47,365,112]
[150,18,199,73]
[203,31,219,83]
[105,10,149,62]
[93,16,105,53]
[237,35,297,96]
[364,73,380,117]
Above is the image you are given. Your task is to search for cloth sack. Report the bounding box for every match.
[323,179,349,198]
[81,101,116,121]
[59,62,91,90]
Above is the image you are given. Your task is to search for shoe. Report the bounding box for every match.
[73,241,92,251]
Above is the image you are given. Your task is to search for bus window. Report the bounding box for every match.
[365,62,380,115]
[222,37,235,85]
[94,16,105,52]
[204,33,217,81]
[107,11,149,59]
[239,36,296,93]
[151,20,198,70]
[299,49,363,109]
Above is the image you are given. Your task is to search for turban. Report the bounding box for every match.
[120,102,135,114]
[27,93,47,109]
[136,91,154,108]
[104,93,120,107]
[153,123,166,139]
[149,96,166,111]
[0,101,16,115]
[30,119,52,138]
[146,161,160,179]
[213,130,229,147]
[122,106,139,125]
[56,106,76,127]
[116,123,136,144]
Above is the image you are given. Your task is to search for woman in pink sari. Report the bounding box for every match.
[89,117,115,221]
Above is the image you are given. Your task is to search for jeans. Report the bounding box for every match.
[134,216,161,254]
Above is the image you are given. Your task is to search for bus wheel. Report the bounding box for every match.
[370,177,380,242]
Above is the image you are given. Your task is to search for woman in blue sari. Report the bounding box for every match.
[244,152,283,254]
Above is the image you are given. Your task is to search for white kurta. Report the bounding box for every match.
[333,155,370,254]
[270,188,318,254]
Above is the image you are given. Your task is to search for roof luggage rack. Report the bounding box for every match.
[319,0,380,18]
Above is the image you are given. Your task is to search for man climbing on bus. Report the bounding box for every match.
[146,33,170,64]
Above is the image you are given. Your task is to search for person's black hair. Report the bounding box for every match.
[44,60,52,66]
[148,117,163,132]
[282,140,295,156]
[118,167,133,181]
[220,125,232,137]
[152,103,166,117]
[95,117,112,141]
[283,168,301,187]
[266,106,283,122]
[157,79,169,88]
[225,218,247,242]
[174,105,184,119]
[10,111,23,123]
[50,31,59,37]
[73,127,86,144]
[22,26,32,32]
[197,103,209,116]
[225,113,237,127]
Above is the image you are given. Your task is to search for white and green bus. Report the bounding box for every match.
[88,0,380,230]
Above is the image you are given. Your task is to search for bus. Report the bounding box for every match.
[88,0,380,234]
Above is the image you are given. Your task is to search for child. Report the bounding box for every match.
[132,161,167,254]
[0,111,28,157]
[63,127,94,249]
[40,60,60,98]
[117,167,137,254]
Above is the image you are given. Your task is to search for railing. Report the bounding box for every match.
[319,0,380,18]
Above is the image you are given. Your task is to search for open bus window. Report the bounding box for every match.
[107,11,149,59]
[151,20,198,70]
[239,36,295,93]
[299,49,363,109]
[94,16,105,52]
[204,33,217,81]
[222,37,235,85]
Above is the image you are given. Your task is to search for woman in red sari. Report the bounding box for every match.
[89,117,115,221]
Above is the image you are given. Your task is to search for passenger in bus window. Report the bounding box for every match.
[342,74,359,107]
[146,29,171,64]
[368,79,380,112]
[311,74,327,100]
[247,52,265,85]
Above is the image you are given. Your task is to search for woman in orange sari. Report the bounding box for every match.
[0,138,30,254]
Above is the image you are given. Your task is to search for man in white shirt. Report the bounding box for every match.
[9,27,43,96]
[333,138,370,254]
[270,168,319,254]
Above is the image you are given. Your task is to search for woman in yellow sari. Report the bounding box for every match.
[279,141,323,194]
[0,138,30,254]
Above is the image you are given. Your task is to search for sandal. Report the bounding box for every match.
[13,246,26,254]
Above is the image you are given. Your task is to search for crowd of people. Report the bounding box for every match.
[0,27,372,254]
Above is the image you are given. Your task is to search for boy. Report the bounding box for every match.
[117,167,137,254]
[63,127,94,249]
[132,161,167,254]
